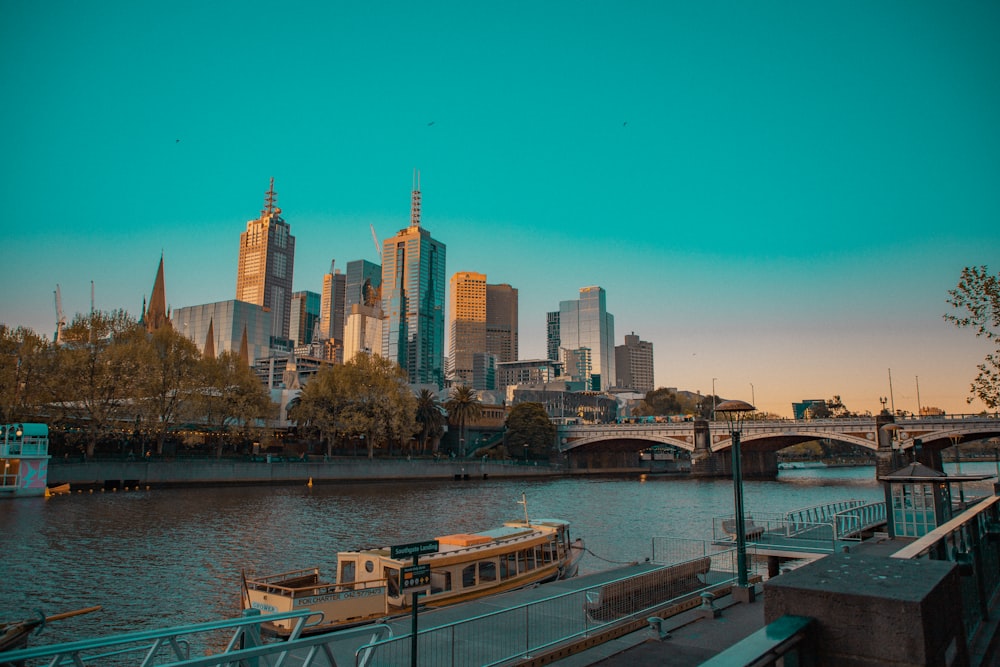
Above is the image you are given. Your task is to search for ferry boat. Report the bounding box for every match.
[242,496,585,637]
[0,423,50,499]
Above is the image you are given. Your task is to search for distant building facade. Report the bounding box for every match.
[319,261,346,349]
[343,303,384,363]
[289,290,321,346]
[172,300,272,363]
[235,178,295,342]
[345,259,381,317]
[449,271,487,387]
[381,172,446,387]
[615,332,654,393]
[556,286,615,391]
[496,359,560,392]
[486,283,518,363]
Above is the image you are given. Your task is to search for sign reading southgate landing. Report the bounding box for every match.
[390,540,439,560]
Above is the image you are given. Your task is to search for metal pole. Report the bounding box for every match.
[411,555,419,667]
[915,376,921,417]
[712,378,717,420]
[731,429,748,589]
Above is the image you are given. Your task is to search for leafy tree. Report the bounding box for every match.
[445,385,482,457]
[945,265,1000,409]
[635,387,682,416]
[192,351,276,457]
[50,311,147,456]
[414,388,445,453]
[289,354,415,459]
[0,325,50,423]
[139,326,202,454]
[505,402,556,460]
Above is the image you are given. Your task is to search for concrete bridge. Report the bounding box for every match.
[556,414,1000,478]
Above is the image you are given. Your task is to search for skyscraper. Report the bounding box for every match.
[235,178,295,342]
[557,286,615,391]
[449,271,487,387]
[319,261,346,343]
[486,283,518,363]
[381,172,446,387]
[345,259,381,318]
[615,332,654,393]
[289,290,321,346]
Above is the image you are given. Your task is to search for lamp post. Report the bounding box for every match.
[711,378,718,420]
[882,423,902,470]
[715,399,756,603]
[949,434,965,507]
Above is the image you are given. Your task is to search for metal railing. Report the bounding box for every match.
[352,550,739,667]
[0,609,394,667]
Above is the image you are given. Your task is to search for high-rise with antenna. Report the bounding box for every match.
[381,170,446,387]
[236,178,296,342]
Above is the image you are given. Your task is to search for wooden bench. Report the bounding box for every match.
[585,557,711,621]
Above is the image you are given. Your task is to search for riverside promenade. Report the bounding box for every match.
[46,457,645,490]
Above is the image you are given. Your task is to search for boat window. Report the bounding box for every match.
[518,549,534,572]
[500,553,516,579]
[340,561,356,584]
[431,570,451,594]
[462,564,477,588]
[479,560,497,583]
[385,568,400,597]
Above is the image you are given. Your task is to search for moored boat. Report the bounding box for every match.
[242,495,584,637]
[1,424,50,499]
[0,606,102,653]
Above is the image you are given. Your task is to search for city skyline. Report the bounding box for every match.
[3,2,999,417]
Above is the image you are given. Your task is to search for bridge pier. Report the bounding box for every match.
[689,421,778,478]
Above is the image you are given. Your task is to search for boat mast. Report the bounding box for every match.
[518,492,530,524]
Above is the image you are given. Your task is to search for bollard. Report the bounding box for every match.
[647,616,670,640]
[698,592,721,619]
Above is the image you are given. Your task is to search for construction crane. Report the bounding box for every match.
[370,224,382,259]
[53,285,66,345]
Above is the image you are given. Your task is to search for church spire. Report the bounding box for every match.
[203,318,216,359]
[145,253,171,333]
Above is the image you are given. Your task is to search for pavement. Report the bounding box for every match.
[552,585,767,667]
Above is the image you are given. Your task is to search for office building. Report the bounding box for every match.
[343,303,384,363]
[319,261,346,349]
[345,259,381,317]
[289,291,321,346]
[556,286,615,391]
[546,311,560,361]
[235,178,295,341]
[172,300,272,363]
[381,172,446,387]
[486,283,518,363]
[615,332,654,393]
[449,271,487,387]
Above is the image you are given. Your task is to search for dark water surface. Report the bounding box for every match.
[3,464,993,648]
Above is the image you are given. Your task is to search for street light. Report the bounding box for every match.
[881,423,902,469]
[712,378,718,420]
[715,399,756,603]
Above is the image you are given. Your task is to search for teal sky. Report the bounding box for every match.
[2,1,998,417]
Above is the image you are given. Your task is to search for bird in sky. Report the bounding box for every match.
[427,121,435,126]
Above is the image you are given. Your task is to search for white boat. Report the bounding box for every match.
[242,496,585,637]
[1,424,51,499]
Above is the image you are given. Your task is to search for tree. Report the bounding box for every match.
[288,364,351,457]
[192,351,276,457]
[0,325,50,423]
[445,385,482,457]
[139,326,202,454]
[505,402,556,460]
[945,265,1000,409]
[414,388,445,453]
[635,388,682,416]
[50,311,147,457]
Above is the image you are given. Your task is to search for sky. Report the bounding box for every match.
[2,1,998,418]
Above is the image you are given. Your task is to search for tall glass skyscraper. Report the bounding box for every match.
[380,173,446,387]
[557,286,615,391]
[235,178,295,342]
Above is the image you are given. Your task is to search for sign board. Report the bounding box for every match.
[401,564,431,592]
[391,540,439,560]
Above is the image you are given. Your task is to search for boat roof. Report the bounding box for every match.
[347,520,567,559]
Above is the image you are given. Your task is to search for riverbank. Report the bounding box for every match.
[46,458,648,490]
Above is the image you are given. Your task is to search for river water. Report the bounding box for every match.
[3,463,996,649]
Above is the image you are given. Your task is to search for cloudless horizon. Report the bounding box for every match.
[3,1,998,418]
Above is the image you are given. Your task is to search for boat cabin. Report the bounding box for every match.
[1,423,50,499]
[337,520,575,608]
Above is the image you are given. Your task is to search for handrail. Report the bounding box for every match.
[891,495,1000,560]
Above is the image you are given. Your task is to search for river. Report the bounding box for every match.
[3,463,996,649]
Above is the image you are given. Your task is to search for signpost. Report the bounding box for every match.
[391,541,438,666]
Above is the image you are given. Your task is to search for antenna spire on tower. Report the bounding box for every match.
[262,177,278,216]
[410,169,421,228]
